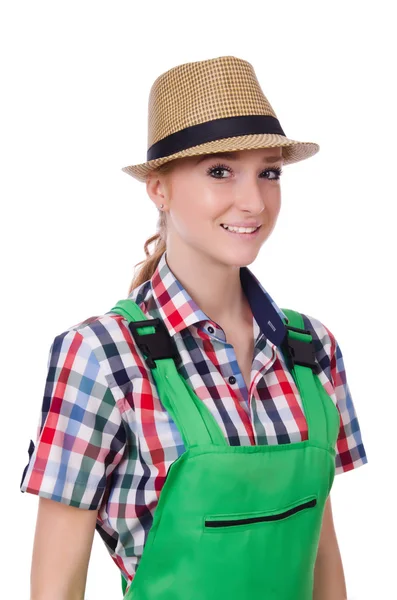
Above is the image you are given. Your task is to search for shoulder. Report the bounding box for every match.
[48,295,154,404]
[295,311,341,388]
[49,311,129,360]
[54,279,153,362]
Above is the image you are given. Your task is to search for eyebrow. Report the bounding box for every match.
[194,152,283,165]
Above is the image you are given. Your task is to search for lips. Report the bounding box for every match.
[220,224,262,238]
[220,224,261,232]
[220,223,261,229]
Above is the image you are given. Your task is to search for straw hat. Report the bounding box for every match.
[121,55,319,182]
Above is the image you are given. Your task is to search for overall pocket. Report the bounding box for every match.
[204,495,317,530]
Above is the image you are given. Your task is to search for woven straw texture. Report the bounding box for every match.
[122,55,319,182]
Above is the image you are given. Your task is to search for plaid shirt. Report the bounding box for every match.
[20,251,368,587]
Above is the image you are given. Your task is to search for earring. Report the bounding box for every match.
[159,204,164,210]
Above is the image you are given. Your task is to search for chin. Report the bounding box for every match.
[216,250,259,269]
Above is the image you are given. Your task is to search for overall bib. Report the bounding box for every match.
[110,299,340,600]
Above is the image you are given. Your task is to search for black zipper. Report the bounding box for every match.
[205,498,317,528]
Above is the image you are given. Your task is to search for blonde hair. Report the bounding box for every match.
[128,160,176,294]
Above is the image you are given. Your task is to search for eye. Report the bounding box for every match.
[206,163,233,179]
[265,166,283,180]
[206,163,283,180]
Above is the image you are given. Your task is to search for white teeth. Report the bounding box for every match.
[221,224,259,233]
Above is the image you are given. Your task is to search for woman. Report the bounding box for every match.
[20,55,368,599]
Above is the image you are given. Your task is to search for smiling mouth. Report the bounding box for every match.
[220,224,261,233]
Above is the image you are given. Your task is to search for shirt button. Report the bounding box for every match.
[208,326,215,334]
[228,376,236,385]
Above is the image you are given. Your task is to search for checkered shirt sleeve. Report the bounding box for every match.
[324,325,368,475]
[20,328,127,510]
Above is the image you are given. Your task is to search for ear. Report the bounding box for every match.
[146,173,169,210]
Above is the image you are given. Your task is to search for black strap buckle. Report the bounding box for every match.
[128,318,181,369]
[283,324,319,372]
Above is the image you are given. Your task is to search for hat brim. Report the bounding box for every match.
[121,133,320,182]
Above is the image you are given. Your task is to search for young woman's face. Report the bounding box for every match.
[148,147,283,268]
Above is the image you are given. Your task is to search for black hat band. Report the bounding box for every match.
[147,114,286,161]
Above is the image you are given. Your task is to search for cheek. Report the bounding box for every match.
[168,189,207,236]
[170,203,195,235]
[200,187,233,221]
[173,185,230,229]
[267,189,281,216]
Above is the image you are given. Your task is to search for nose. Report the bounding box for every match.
[233,177,267,215]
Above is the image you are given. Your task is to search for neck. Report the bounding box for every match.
[164,246,253,328]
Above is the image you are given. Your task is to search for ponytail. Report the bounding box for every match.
[128,160,176,294]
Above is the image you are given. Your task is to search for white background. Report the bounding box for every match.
[1,1,395,598]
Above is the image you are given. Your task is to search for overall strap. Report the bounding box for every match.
[280,308,329,447]
[110,299,227,449]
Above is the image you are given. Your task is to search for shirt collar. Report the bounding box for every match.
[144,251,287,347]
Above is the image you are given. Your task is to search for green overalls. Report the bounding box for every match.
[110,299,340,600]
